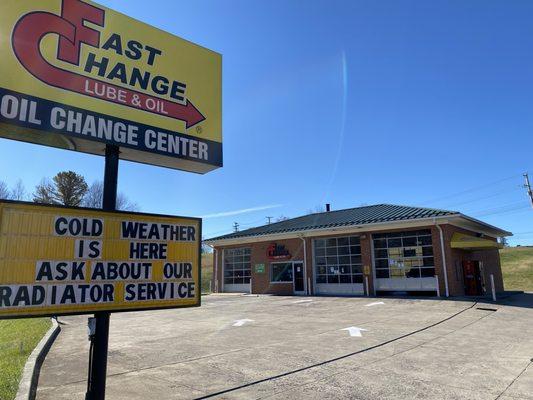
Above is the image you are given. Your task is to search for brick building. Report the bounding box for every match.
[204,204,511,297]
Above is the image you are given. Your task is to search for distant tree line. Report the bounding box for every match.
[0,179,26,201]
[0,170,138,211]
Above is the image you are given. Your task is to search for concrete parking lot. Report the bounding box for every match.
[37,294,533,400]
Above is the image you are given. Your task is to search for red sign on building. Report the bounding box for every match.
[267,243,291,260]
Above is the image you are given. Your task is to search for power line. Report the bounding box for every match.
[471,203,530,218]
[444,187,521,209]
[420,174,521,206]
[465,200,525,214]
[479,207,529,218]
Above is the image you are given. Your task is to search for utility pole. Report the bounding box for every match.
[233,222,239,232]
[524,173,533,208]
[266,216,272,225]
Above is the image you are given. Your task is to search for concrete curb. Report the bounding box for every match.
[15,318,61,400]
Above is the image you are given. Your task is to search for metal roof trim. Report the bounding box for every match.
[204,215,457,246]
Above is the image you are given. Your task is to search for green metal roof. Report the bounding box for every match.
[206,204,459,242]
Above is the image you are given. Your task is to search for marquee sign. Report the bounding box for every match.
[0,0,222,173]
[0,201,201,318]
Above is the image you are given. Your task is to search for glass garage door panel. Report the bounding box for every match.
[373,230,437,291]
[223,247,251,293]
[314,236,363,295]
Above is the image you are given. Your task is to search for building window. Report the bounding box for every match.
[224,248,251,285]
[373,230,435,279]
[271,262,293,283]
[314,236,362,284]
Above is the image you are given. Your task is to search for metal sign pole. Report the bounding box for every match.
[86,145,119,400]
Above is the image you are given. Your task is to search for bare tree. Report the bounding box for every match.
[276,215,290,222]
[33,178,57,204]
[0,180,28,201]
[10,179,26,200]
[201,236,212,254]
[307,205,326,214]
[116,193,139,212]
[83,181,104,208]
[83,180,139,211]
[0,181,10,199]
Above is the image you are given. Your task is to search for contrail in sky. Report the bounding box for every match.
[200,204,283,219]
[323,50,348,202]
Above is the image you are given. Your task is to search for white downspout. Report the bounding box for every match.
[299,236,309,295]
[434,220,450,297]
[214,248,219,293]
[207,245,218,293]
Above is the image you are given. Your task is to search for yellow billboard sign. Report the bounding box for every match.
[0,0,222,173]
[0,201,201,318]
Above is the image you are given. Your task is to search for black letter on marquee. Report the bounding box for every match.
[121,221,139,239]
[55,217,68,235]
[13,286,30,306]
[0,286,12,307]
[124,284,135,301]
[72,262,86,280]
[88,241,101,258]
[36,262,53,281]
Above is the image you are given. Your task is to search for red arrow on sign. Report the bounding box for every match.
[12,11,206,129]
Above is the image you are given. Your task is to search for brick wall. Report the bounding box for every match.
[211,223,503,297]
[441,224,503,296]
[213,238,311,295]
[360,234,373,294]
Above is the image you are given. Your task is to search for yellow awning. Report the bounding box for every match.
[450,232,503,250]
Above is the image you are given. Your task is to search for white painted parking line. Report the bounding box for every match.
[365,301,385,307]
[341,326,368,337]
[293,299,313,304]
[232,319,254,327]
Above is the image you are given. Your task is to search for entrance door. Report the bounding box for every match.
[463,260,482,296]
[293,262,305,294]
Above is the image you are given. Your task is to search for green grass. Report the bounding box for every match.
[0,318,51,400]
[501,246,533,291]
[201,252,213,294]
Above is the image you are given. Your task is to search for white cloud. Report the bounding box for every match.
[200,204,283,219]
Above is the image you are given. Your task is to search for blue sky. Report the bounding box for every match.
[1,0,533,245]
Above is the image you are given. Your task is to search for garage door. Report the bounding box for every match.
[372,230,438,292]
[223,247,251,293]
[313,236,364,296]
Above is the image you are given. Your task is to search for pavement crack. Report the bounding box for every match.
[192,301,478,399]
[258,306,497,400]
[50,348,248,388]
[494,359,533,400]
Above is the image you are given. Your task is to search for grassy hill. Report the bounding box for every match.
[500,246,533,291]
